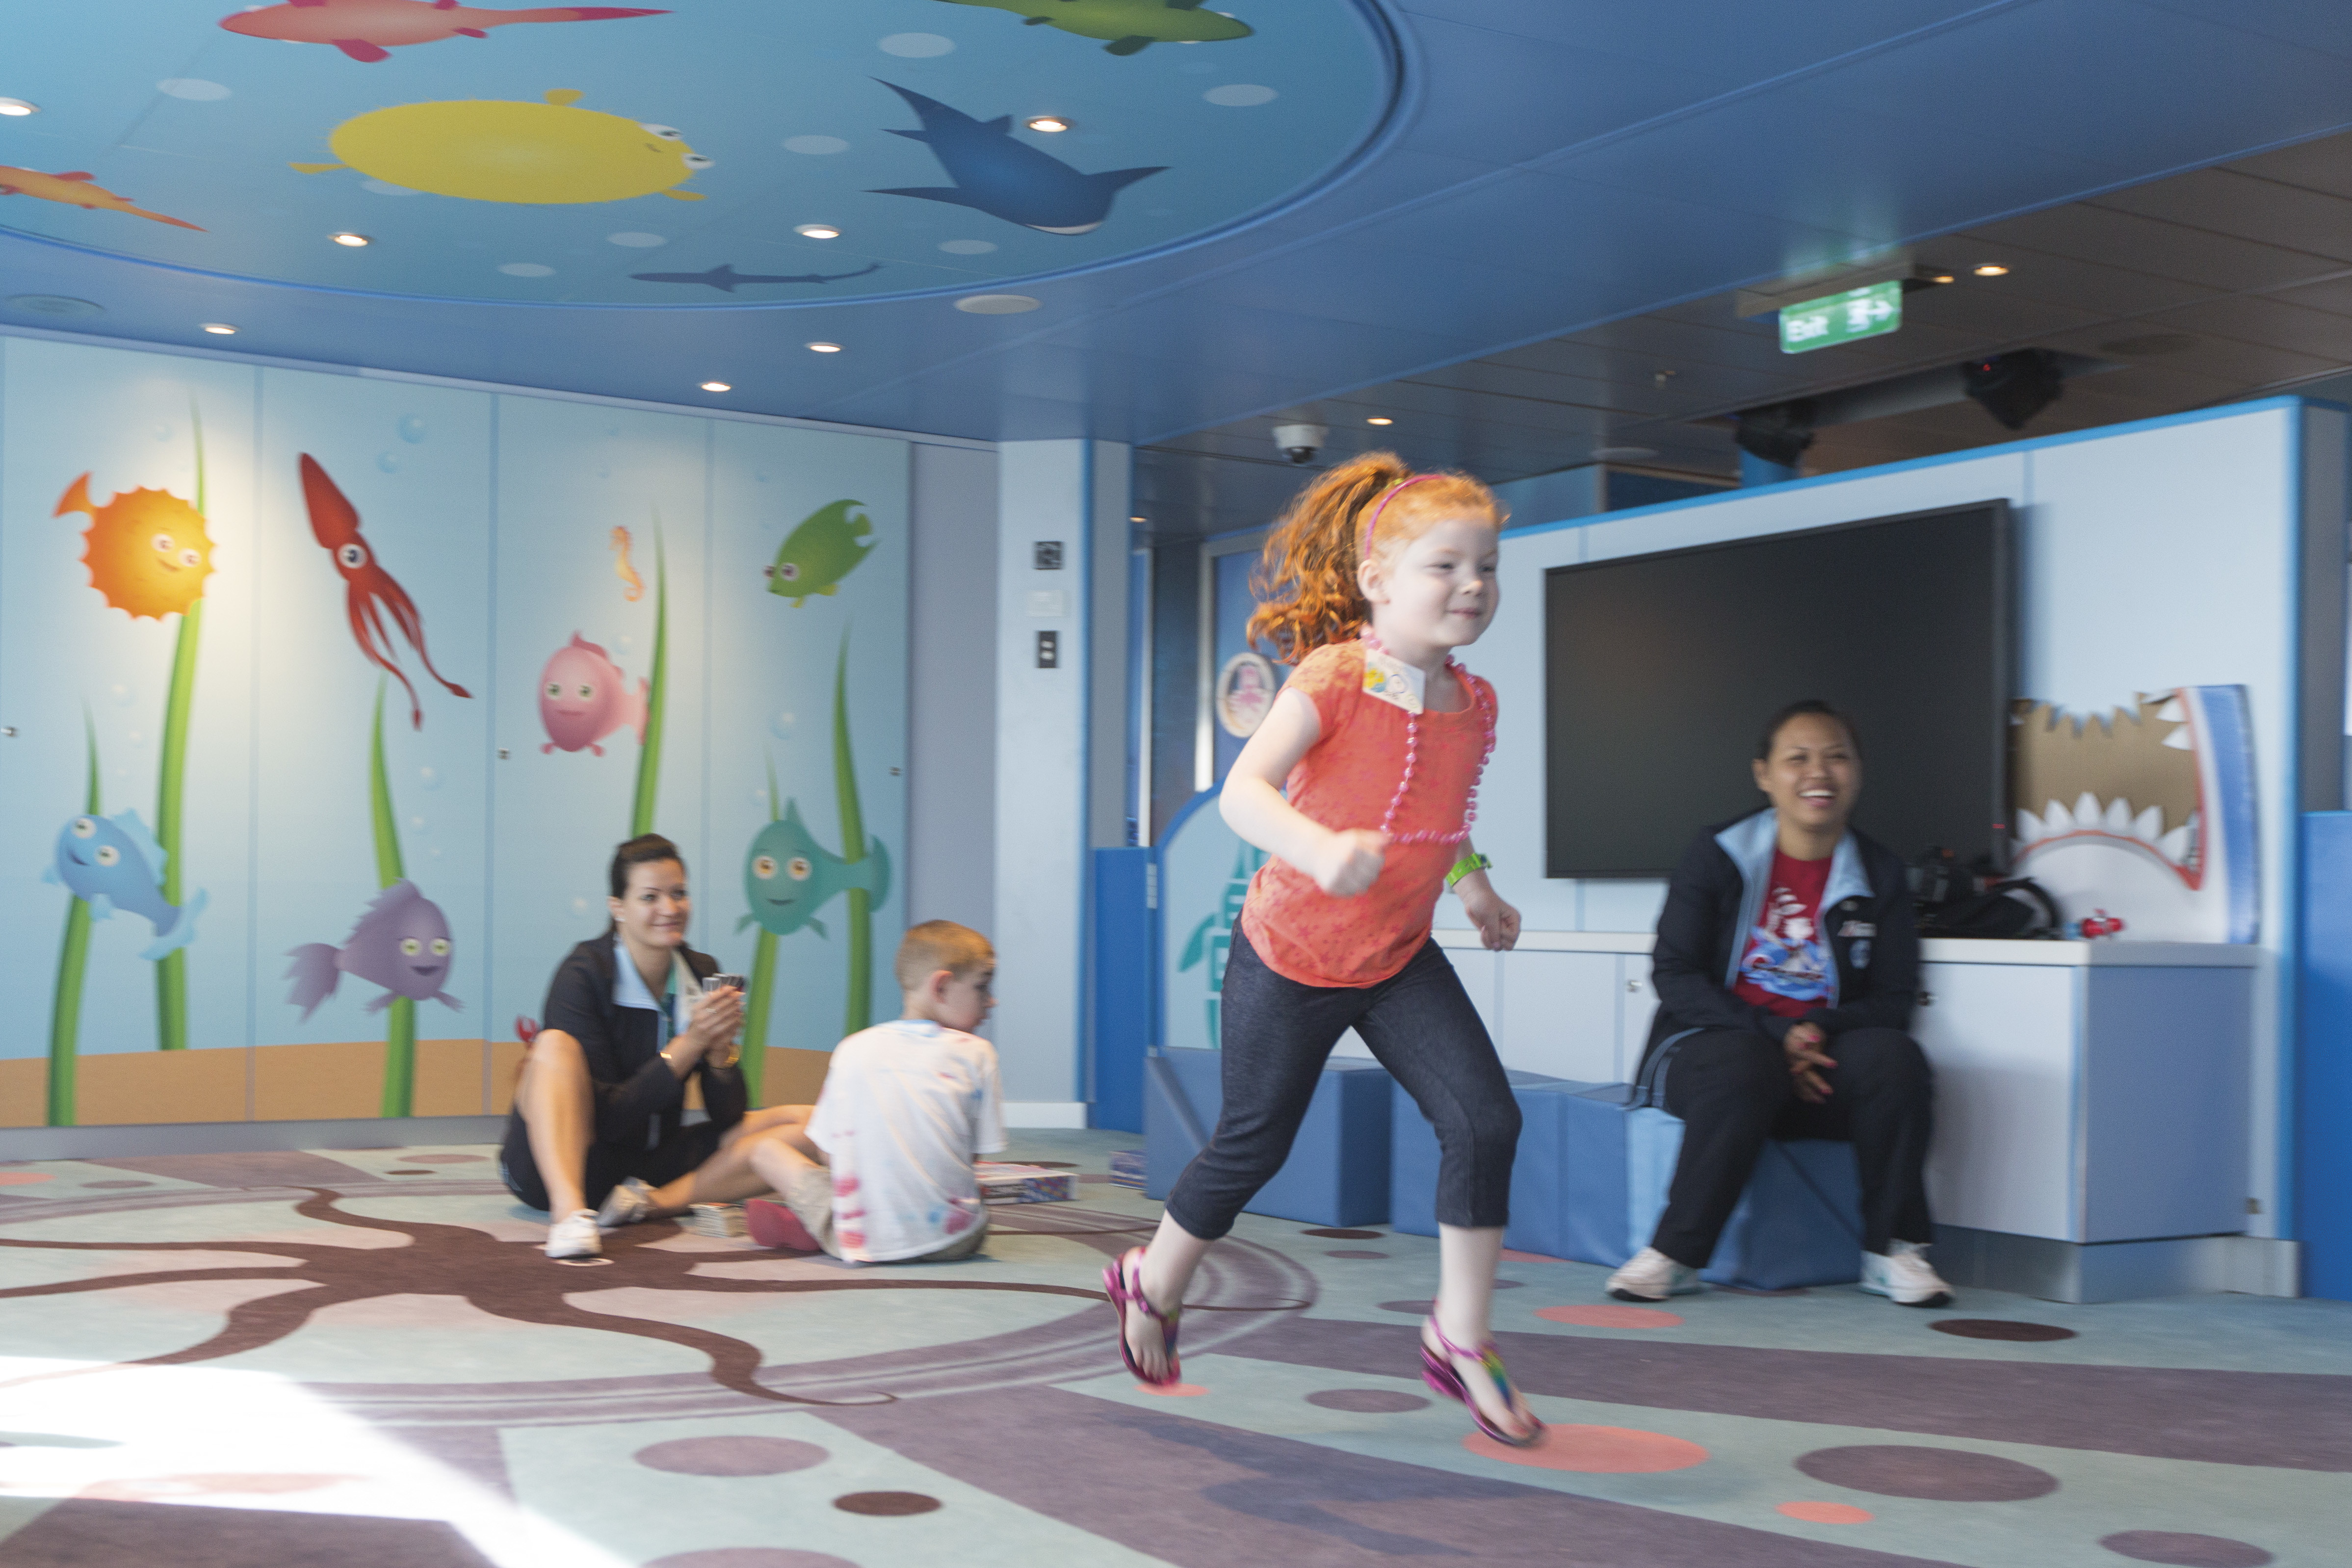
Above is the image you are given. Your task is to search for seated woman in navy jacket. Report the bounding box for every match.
[1609,701,1953,1308]
[499,834,820,1261]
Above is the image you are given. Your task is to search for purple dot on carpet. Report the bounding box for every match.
[1379,1299,1435,1314]
[1303,1228,1383,1239]
[833,1491,940,1516]
[648,1554,858,1568]
[2099,1531,2274,1567]
[1492,1279,1522,1290]
[1933,1318,2077,1343]
[1307,1388,1430,1413]
[633,1437,829,1476]
[1327,1249,1387,1259]
[1795,1445,2058,1502]
[83,1180,154,1190]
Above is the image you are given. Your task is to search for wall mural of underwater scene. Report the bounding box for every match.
[0,0,1391,305]
[0,335,909,1127]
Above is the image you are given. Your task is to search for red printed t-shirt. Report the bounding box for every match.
[1732,849,1834,1018]
[1239,640,1494,989]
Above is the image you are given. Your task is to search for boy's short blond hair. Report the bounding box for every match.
[895,920,994,992]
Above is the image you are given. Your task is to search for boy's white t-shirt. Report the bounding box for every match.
[807,1018,1006,1262]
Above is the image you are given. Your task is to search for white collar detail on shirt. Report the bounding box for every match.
[889,1018,943,1037]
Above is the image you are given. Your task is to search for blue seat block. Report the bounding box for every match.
[1144,1047,1394,1227]
[1389,1070,1587,1246]
[1626,1107,1864,1290]
[1543,1083,1640,1266]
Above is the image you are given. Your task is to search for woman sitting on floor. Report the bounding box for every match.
[499,833,820,1260]
[1607,700,1954,1308]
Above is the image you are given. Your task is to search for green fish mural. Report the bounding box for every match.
[764,499,874,606]
[934,0,1252,54]
[736,801,891,939]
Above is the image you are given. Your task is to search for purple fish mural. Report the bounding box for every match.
[285,879,460,1019]
[539,631,648,756]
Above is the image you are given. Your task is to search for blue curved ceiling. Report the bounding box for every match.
[6,0,2352,447]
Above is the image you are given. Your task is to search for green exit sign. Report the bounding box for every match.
[1779,280,1903,353]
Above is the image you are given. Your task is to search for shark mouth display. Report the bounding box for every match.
[2009,686,2256,943]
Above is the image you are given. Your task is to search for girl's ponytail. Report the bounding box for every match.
[1246,452,1501,662]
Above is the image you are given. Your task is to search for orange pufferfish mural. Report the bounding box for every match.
[55,474,217,620]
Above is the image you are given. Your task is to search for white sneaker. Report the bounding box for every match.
[596,1177,658,1230]
[545,1209,602,1259]
[1607,1246,1702,1302]
[1860,1240,1954,1307]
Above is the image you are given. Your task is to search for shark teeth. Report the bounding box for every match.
[2014,794,2199,869]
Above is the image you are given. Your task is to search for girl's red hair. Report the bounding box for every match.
[1245,452,1503,663]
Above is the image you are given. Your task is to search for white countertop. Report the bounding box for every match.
[1429,927,2261,967]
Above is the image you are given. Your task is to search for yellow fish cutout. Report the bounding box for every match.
[292,89,709,203]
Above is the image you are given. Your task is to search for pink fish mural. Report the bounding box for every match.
[220,0,668,63]
[539,632,647,756]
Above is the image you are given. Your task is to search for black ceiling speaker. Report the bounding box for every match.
[1961,349,2065,430]
[1734,398,1819,468]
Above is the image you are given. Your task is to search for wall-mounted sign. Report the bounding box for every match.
[1216,652,1278,738]
[1780,280,1902,353]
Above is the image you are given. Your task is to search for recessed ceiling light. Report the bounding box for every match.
[1929,273,1956,284]
[1973,263,2008,276]
[701,380,732,392]
[200,322,237,335]
[1025,116,1071,133]
[331,232,371,247]
[1130,515,1146,523]
[795,223,842,239]
[0,99,38,117]
[1365,416,1393,426]
[806,341,843,353]
[954,293,1039,314]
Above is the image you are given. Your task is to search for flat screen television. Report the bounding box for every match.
[1543,501,2013,879]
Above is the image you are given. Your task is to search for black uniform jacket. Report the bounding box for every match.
[538,935,746,1150]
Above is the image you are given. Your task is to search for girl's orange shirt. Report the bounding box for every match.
[1239,640,1494,989]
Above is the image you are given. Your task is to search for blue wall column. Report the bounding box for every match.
[1739,449,1801,486]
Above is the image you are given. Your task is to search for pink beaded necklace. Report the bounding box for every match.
[1358,629,1494,843]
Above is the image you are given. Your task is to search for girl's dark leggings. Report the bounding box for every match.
[1164,924,1521,1240]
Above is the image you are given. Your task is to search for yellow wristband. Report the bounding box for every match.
[1445,851,1492,889]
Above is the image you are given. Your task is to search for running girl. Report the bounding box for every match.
[1107,454,1540,1446]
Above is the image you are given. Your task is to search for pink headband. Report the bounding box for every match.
[1360,473,1438,559]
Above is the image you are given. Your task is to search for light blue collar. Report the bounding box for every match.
[1712,809,1872,996]
[891,1018,942,1037]
[613,937,669,1013]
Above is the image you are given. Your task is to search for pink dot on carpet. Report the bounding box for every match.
[633,1437,828,1476]
[1779,1502,1874,1524]
[1137,1382,1206,1397]
[1465,1424,1707,1473]
[0,1172,56,1185]
[1500,1248,1564,1263]
[1537,1304,1683,1329]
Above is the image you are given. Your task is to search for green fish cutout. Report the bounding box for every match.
[737,800,892,938]
[764,499,875,606]
[933,0,1252,55]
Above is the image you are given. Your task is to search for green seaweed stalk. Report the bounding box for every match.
[370,679,416,1117]
[833,630,873,1035]
[630,522,668,837]
[46,712,101,1126]
[738,754,782,1105]
[153,401,208,1051]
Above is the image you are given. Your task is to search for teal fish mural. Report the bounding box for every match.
[933,0,1253,54]
[736,802,891,939]
[764,499,875,605]
[44,810,206,962]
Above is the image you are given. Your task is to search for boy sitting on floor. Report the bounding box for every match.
[746,920,1005,1263]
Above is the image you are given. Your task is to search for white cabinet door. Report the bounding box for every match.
[1912,962,2078,1241]
[1496,950,1618,1082]
[1616,955,1660,1083]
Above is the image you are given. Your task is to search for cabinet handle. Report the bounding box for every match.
[1917,990,1934,1007]
[1625,979,1641,993]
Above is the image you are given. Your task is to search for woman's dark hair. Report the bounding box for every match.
[609,834,685,899]
[1757,700,1860,760]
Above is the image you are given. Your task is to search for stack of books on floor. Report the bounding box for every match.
[1109,1149,1147,1189]
[976,1163,1074,1203]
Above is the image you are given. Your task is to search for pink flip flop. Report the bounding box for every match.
[745,1197,820,1253]
[1104,1246,1183,1387]
[1420,1315,1544,1447]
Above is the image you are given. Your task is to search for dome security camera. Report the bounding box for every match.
[1272,422,1327,465]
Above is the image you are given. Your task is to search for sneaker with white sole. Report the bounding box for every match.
[1606,1246,1702,1302]
[545,1209,602,1260]
[596,1177,658,1231]
[1860,1240,1954,1307]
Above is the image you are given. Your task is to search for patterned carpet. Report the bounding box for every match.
[1,1131,2346,1567]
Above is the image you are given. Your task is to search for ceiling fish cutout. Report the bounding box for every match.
[298,454,473,728]
[0,166,202,230]
[932,0,1253,55]
[221,0,668,63]
[867,80,1163,234]
[291,90,710,203]
[629,261,883,292]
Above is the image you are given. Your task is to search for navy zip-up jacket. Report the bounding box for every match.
[536,936,744,1150]
[1639,808,1920,1083]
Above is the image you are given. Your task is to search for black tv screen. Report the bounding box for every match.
[1544,502,2012,878]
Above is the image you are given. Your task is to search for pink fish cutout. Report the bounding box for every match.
[220,0,667,62]
[538,632,647,756]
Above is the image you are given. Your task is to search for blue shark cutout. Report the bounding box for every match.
[867,80,1164,234]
